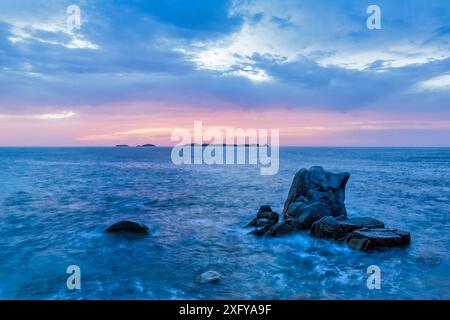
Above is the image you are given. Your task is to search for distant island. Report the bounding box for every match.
[115,144,156,147]
[136,144,156,147]
[188,143,267,147]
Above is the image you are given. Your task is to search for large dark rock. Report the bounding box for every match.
[248,167,411,252]
[345,228,410,251]
[282,167,350,220]
[105,220,149,234]
[311,216,385,240]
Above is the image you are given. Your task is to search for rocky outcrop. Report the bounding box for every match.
[105,220,149,235]
[246,166,411,251]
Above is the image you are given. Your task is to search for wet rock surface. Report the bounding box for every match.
[311,216,385,240]
[346,228,411,251]
[246,166,411,251]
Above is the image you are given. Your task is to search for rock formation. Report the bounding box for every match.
[246,166,411,251]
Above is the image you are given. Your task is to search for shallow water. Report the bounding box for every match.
[0,147,449,299]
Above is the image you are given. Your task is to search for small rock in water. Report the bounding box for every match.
[256,210,279,226]
[105,220,149,235]
[196,271,223,284]
[244,205,279,233]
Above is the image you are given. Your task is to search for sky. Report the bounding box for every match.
[0,0,450,146]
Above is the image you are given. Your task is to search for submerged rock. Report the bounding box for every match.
[311,216,385,240]
[196,271,223,284]
[105,220,149,234]
[346,228,410,251]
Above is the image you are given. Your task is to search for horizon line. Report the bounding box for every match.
[1,145,450,148]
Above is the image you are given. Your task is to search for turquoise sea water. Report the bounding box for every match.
[0,147,449,299]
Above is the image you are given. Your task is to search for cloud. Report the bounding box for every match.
[417,74,450,91]
[0,0,450,118]
[318,44,450,71]
[1,0,99,50]
[0,111,75,120]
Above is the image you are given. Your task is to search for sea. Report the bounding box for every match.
[0,147,449,299]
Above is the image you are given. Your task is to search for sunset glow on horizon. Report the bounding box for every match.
[1,105,449,146]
